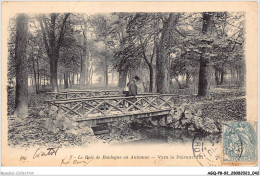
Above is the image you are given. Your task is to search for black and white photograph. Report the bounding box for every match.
[1,1,258,174]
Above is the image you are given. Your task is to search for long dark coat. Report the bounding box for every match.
[128,80,137,96]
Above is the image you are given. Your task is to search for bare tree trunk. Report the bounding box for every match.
[104,58,109,86]
[156,13,179,94]
[79,48,86,89]
[14,14,29,118]
[197,12,213,97]
[68,72,72,88]
[50,56,59,92]
[76,73,79,85]
[118,69,128,88]
[140,40,154,93]
[148,64,153,92]
[39,76,41,90]
[43,71,46,89]
[64,72,69,89]
[215,69,220,85]
[86,53,90,85]
[34,72,38,92]
[30,76,33,88]
[64,72,68,89]
[154,64,157,93]
[36,56,40,91]
[71,73,75,85]
[230,67,234,86]
[240,67,245,85]
[220,70,224,84]
[48,76,50,85]
[236,67,239,83]
[198,55,210,96]
[32,55,39,93]
[80,22,90,88]
[89,65,93,85]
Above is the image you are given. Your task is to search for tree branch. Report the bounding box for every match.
[38,16,51,57]
[56,13,70,51]
[42,15,51,41]
[139,37,150,66]
[150,37,156,63]
[174,27,186,38]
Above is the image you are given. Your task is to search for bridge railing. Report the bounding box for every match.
[45,93,159,102]
[46,90,120,100]
[47,94,175,120]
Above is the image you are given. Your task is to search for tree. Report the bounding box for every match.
[197,12,214,97]
[110,13,134,88]
[27,30,46,93]
[156,13,180,94]
[211,12,245,86]
[71,14,91,89]
[123,13,160,92]
[14,14,29,118]
[7,18,16,87]
[38,13,70,92]
[79,22,88,88]
[90,15,111,86]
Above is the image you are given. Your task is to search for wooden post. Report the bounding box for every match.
[104,100,107,111]
[58,104,61,115]
[82,101,85,116]
[170,96,174,108]
[48,102,51,116]
[122,98,125,110]
[108,99,111,111]
[123,98,126,112]
[141,98,144,108]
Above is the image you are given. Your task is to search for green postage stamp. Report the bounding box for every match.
[223,122,257,162]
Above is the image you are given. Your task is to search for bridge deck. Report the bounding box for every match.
[77,109,170,126]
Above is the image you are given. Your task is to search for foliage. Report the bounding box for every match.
[8,12,245,92]
[168,104,221,133]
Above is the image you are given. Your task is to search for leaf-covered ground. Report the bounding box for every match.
[7,87,246,147]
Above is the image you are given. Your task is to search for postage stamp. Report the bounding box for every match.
[223,122,257,162]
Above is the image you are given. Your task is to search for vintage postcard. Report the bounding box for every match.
[1,1,258,169]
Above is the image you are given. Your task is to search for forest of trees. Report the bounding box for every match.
[9,12,245,117]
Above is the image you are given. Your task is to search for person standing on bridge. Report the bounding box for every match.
[126,76,140,110]
[128,76,139,97]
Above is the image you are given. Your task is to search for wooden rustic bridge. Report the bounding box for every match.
[46,93,175,126]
